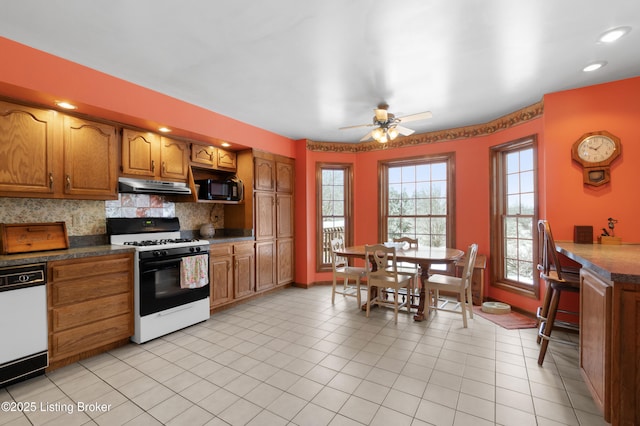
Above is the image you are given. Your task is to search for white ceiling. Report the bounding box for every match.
[1,1,640,143]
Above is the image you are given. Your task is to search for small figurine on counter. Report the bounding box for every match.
[607,217,619,237]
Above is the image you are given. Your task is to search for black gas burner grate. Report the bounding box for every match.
[123,238,199,246]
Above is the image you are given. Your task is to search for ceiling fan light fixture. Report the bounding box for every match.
[372,127,384,141]
[387,127,399,140]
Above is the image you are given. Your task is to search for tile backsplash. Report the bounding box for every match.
[0,195,224,236]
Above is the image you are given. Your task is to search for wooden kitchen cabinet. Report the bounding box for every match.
[225,150,295,291]
[63,116,118,198]
[191,143,217,168]
[47,253,134,370]
[611,281,640,425]
[256,240,276,292]
[210,242,256,309]
[0,101,55,196]
[276,161,294,193]
[121,128,189,181]
[0,100,118,199]
[558,242,640,426]
[255,191,276,240]
[276,193,294,238]
[121,129,158,177]
[160,136,190,180]
[253,152,295,287]
[254,156,276,191]
[210,244,233,308]
[191,143,237,172]
[234,242,255,299]
[217,148,237,171]
[277,237,294,285]
[580,268,611,420]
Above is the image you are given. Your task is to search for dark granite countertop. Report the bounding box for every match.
[0,236,255,268]
[0,245,136,268]
[203,236,255,244]
[556,242,640,284]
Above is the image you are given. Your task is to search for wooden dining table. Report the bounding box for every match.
[335,244,465,321]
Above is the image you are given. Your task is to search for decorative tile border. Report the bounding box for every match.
[306,100,544,152]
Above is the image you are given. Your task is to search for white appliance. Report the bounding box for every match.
[0,263,48,386]
[107,218,210,344]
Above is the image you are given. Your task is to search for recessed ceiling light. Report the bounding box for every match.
[583,61,607,72]
[55,101,77,110]
[158,127,171,133]
[221,142,231,147]
[598,26,631,43]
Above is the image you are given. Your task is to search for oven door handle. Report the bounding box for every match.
[141,258,183,271]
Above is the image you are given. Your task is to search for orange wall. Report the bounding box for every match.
[542,77,640,242]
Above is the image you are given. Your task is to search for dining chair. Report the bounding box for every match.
[392,237,421,305]
[364,244,414,324]
[424,243,478,328]
[535,220,581,365]
[330,238,366,307]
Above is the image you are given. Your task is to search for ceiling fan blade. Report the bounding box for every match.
[396,125,415,136]
[360,131,373,142]
[374,108,388,122]
[339,123,374,130]
[397,111,432,123]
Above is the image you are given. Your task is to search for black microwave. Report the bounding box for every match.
[195,177,243,201]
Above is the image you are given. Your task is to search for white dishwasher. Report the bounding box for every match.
[0,263,48,387]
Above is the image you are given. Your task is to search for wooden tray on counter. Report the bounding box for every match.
[0,222,69,254]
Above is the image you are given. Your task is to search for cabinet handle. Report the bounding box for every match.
[162,161,166,174]
[66,174,71,190]
[151,160,155,172]
[49,172,54,189]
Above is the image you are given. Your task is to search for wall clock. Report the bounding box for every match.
[571,130,621,186]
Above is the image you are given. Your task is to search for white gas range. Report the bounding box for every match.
[107,218,210,343]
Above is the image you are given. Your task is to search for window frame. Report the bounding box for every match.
[378,153,456,248]
[315,162,354,272]
[490,135,539,298]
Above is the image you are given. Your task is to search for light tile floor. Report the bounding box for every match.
[1,286,607,425]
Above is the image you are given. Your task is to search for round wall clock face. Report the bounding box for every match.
[577,135,617,163]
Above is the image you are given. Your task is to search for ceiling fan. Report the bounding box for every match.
[340,103,432,143]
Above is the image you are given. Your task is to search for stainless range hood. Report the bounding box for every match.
[118,177,192,195]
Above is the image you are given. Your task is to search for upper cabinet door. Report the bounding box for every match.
[191,143,216,168]
[216,148,237,172]
[160,137,189,180]
[276,161,294,193]
[121,129,159,177]
[63,116,118,199]
[0,101,55,195]
[254,157,275,191]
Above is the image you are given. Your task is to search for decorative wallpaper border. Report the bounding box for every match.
[306,100,544,153]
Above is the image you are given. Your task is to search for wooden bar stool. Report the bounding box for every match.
[536,220,581,365]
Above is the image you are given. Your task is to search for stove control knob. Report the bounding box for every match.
[190,246,201,253]
[161,250,168,256]
[152,250,161,257]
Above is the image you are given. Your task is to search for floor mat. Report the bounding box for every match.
[472,306,537,329]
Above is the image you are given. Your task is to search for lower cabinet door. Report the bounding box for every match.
[256,241,276,292]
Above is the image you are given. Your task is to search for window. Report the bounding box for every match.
[379,154,455,248]
[316,163,353,271]
[490,136,538,297]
